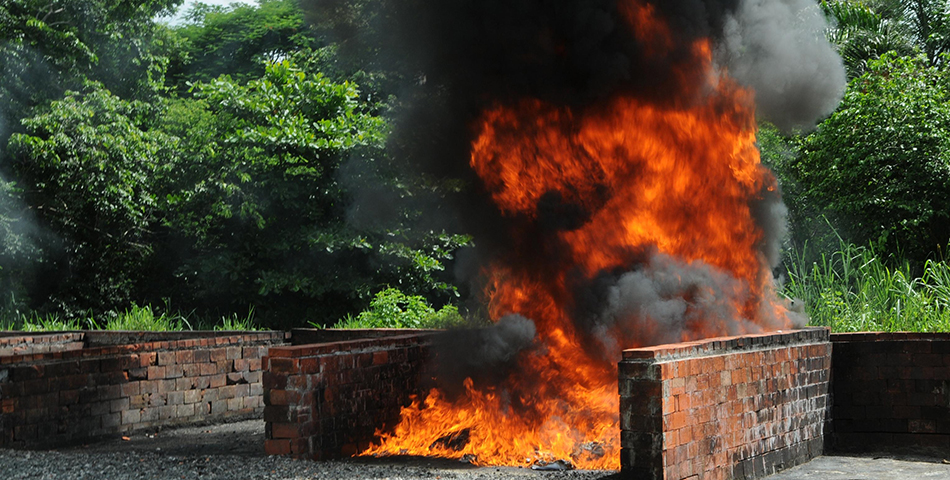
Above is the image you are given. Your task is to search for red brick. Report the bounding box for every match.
[135,353,153,369]
[271,422,301,439]
[299,357,318,374]
[266,389,301,406]
[248,358,263,371]
[269,358,299,374]
[372,351,389,365]
[265,439,291,456]
[215,360,231,374]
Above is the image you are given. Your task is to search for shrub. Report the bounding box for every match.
[331,287,463,329]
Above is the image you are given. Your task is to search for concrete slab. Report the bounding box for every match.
[766,455,950,479]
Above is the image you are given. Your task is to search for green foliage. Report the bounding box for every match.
[104,303,190,331]
[153,60,466,326]
[795,53,950,262]
[330,287,464,329]
[783,238,950,332]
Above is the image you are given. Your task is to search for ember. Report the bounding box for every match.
[356,0,844,469]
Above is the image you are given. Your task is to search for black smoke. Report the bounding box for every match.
[432,314,537,397]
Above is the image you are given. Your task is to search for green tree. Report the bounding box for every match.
[166,0,317,92]
[822,0,950,75]
[822,0,915,77]
[0,0,182,127]
[6,83,175,313]
[153,61,466,326]
[795,54,950,262]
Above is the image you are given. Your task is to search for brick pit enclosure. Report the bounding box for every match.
[2,327,950,479]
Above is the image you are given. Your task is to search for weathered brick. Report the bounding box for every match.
[176,350,195,365]
[210,348,227,363]
[121,409,141,425]
[110,397,130,413]
[101,412,122,429]
[210,374,227,388]
[182,363,201,377]
[227,397,244,411]
[269,358,299,374]
[233,359,250,372]
[227,372,246,385]
[147,365,166,380]
[183,389,202,405]
[193,349,211,363]
[210,399,228,415]
[164,365,184,379]
[167,391,185,406]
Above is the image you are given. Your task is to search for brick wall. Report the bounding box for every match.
[0,331,288,448]
[289,328,442,345]
[263,333,434,459]
[830,332,950,454]
[619,328,831,480]
[0,333,86,357]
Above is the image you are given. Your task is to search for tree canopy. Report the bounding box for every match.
[0,0,467,326]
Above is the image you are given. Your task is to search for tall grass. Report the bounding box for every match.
[103,303,191,331]
[213,308,257,331]
[0,303,256,332]
[782,240,950,332]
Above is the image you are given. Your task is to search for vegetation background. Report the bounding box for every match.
[1,0,949,332]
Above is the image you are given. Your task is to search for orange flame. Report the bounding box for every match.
[361,0,792,469]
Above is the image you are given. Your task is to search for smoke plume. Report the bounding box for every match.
[305,0,842,359]
[717,0,846,131]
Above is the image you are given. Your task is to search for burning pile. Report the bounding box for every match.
[318,0,845,470]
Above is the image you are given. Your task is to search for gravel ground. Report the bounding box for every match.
[0,420,620,480]
[7,420,947,479]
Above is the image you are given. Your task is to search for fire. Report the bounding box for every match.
[361,0,793,469]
